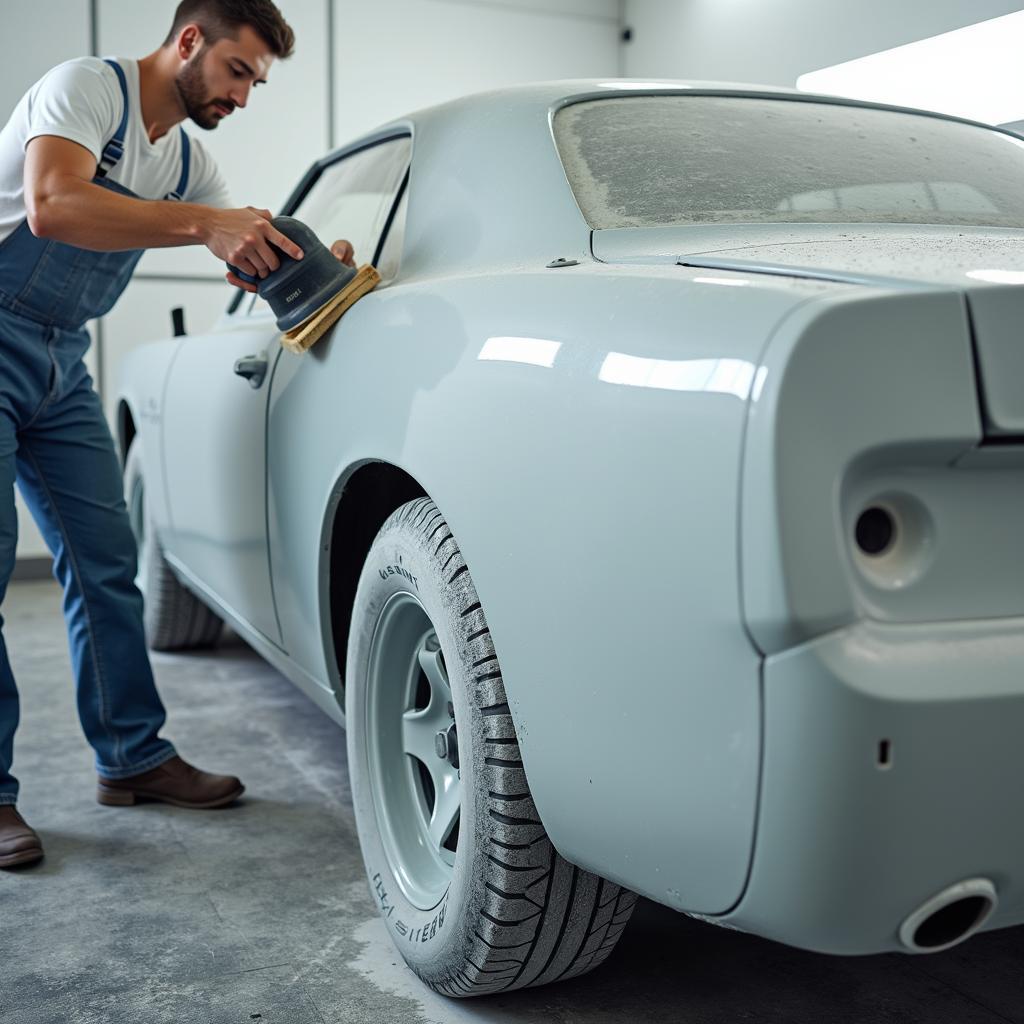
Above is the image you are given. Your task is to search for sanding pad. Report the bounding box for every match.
[280,263,381,355]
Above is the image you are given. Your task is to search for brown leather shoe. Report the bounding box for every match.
[97,755,244,809]
[0,805,44,868]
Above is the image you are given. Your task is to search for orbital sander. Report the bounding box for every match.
[228,216,380,355]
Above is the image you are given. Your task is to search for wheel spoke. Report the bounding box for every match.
[417,640,449,703]
[428,767,461,851]
[401,707,446,766]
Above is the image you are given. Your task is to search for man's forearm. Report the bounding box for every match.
[27,173,212,250]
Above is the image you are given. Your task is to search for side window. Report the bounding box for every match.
[294,137,410,267]
[247,135,411,315]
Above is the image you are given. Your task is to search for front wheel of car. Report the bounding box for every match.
[346,497,636,997]
[124,440,222,651]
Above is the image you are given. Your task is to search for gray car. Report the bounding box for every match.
[118,81,1024,996]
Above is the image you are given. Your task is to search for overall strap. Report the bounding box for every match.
[164,128,190,202]
[97,59,129,178]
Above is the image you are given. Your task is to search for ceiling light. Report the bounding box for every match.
[797,12,1024,126]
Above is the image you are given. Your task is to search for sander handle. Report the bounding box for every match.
[226,263,261,286]
[227,236,293,287]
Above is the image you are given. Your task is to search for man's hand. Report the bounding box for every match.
[205,207,305,292]
[331,239,355,267]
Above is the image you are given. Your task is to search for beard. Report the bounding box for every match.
[175,47,231,130]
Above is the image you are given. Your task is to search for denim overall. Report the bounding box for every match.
[0,60,192,803]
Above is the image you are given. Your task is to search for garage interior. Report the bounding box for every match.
[3,1,1024,1022]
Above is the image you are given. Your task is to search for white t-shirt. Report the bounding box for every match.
[0,56,233,244]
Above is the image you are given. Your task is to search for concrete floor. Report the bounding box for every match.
[1,579,1023,1024]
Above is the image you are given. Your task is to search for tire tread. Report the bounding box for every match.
[378,498,638,997]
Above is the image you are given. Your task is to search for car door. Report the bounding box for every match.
[160,294,284,645]
[161,135,411,654]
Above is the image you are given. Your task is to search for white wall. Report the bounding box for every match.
[333,0,621,142]
[622,0,1024,86]
[2,0,620,563]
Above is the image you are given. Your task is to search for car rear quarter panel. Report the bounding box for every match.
[266,261,832,913]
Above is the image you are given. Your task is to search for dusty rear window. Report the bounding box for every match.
[553,96,1024,229]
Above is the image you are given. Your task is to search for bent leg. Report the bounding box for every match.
[17,373,176,778]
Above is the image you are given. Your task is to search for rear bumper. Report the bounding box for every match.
[719,617,1024,953]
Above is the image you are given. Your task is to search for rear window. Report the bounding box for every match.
[553,96,1024,230]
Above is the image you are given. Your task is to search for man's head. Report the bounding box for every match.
[163,0,294,130]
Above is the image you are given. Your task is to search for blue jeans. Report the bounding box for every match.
[0,308,175,804]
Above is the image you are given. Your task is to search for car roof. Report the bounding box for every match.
[326,80,1013,281]
[380,77,999,133]
[401,77,807,119]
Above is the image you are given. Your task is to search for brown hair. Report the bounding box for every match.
[164,0,295,59]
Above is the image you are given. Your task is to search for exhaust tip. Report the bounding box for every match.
[899,878,997,953]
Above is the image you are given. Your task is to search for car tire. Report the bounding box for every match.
[346,497,636,997]
[124,440,222,652]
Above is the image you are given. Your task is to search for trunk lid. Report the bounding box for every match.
[593,223,1024,437]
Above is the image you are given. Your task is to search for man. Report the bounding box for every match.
[0,0,351,869]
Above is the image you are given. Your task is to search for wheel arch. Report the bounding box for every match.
[321,459,428,697]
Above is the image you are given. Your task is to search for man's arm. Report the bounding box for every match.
[24,135,303,285]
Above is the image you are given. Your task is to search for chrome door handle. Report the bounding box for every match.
[233,355,267,389]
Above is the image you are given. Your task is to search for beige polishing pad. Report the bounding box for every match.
[280,263,381,355]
